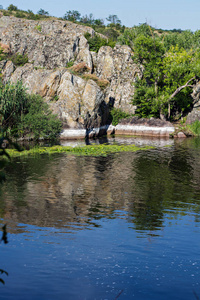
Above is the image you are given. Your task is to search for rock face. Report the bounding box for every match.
[0,15,141,135]
[0,16,94,69]
[98,45,141,114]
[186,83,200,124]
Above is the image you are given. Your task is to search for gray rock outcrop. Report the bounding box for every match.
[0,15,94,69]
[0,15,141,134]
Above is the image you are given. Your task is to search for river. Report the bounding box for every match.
[0,137,200,299]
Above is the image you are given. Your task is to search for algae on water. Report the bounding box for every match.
[6,144,154,158]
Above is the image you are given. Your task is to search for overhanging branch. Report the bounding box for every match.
[169,76,196,101]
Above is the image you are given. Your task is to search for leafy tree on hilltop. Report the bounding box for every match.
[63,10,81,22]
[37,8,49,16]
[106,14,121,25]
[7,4,18,11]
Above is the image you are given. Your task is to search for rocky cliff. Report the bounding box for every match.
[0,15,142,136]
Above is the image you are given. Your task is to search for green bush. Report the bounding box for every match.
[187,120,200,136]
[84,33,116,52]
[35,25,42,32]
[110,108,130,126]
[3,11,12,16]
[66,60,75,68]
[0,81,62,140]
[15,11,26,18]
[27,12,40,20]
[9,53,29,66]
[7,4,18,11]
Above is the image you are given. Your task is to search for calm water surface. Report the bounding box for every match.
[0,137,200,300]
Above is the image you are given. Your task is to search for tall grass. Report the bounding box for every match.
[187,120,200,136]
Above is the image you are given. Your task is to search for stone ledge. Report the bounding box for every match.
[60,123,175,140]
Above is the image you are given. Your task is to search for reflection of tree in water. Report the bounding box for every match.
[1,154,60,211]
[128,144,200,232]
[128,152,169,231]
[1,140,200,235]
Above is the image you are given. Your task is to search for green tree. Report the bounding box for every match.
[133,40,200,120]
[93,18,104,26]
[63,10,81,22]
[132,34,165,118]
[162,30,194,51]
[106,14,121,25]
[37,8,49,16]
[7,4,18,11]
[118,23,153,48]
[161,46,200,118]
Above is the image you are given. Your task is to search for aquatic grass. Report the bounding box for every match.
[5,144,154,158]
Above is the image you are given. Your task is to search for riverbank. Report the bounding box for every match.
[60,118,176,140]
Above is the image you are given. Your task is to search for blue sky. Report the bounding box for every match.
[0,0,199,31]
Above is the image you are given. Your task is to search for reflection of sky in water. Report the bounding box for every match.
[1,214,200,300]
[0,137,200,299]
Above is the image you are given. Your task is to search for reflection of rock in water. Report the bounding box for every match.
[60,136,175,148]
[1,153,137,232]
[1,140,200,234]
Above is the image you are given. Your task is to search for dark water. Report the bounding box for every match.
[0,137,200,300]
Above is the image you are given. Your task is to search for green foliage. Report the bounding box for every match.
[0,81,28,133]
[133,79,161,118]
[162,30,197,51]
[37,8,49,16]
[118,24,200,120]
[18,94,62,140]
[187,120,200,136]
[0,47,28,66]
[80,13,95,25]
[102,28,120,41]
[66,60,75,68]
[9,53,29,66]
[35,25,42,32]
[3,10,12,16]
[7,4,18,11]
[110,108,130,125]
[63,10,81,22]
[118,23,153,48]
[27,10,40,20]
[0,81,62,140]
[106,15,121,25]
[15,11,26,18]
[133,34,165,68]
[0,48,6,61]
[84,33,116,52]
